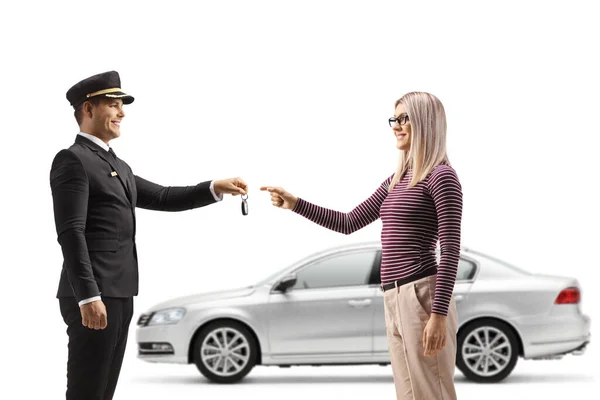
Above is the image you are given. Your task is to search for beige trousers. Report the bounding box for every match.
[383,274,459,400]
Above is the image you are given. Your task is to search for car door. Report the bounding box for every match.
[372,255,477,357]
[267,248,380,358]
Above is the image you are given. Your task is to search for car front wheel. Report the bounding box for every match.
[192,320,257,383]
[456,319,519,383]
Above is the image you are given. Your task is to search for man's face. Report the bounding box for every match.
[87,98,125,142]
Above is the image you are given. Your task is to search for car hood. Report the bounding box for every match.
[146,286,256,312]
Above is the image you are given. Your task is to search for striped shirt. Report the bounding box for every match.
[292,164,463,316]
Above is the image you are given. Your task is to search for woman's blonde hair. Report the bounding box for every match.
[388,91,450,192]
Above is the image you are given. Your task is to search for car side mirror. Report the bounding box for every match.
[274,274,297,292]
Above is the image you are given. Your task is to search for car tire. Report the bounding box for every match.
[192,320,258,384]
[456,319,519,383]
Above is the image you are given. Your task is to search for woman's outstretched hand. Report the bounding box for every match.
[260,186,298,210]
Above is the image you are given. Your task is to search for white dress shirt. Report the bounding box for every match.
[76,132,222,306]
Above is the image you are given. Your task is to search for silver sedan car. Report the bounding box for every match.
[135,241,591,384]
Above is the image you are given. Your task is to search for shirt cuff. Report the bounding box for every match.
[209,180,223,202]
[78,296,101,307]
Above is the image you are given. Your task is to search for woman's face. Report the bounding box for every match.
[392,102,411,151]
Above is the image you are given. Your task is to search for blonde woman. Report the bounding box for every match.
[261,91,462,400]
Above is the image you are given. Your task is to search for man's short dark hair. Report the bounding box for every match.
[74,97,103,125]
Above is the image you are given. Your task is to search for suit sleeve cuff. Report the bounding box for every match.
[78,296,101,307]
[209,180,223,202]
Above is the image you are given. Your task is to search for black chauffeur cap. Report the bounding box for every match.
[66,70,134,108]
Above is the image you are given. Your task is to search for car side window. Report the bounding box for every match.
[292,250,377,290]
[456,258,476,281]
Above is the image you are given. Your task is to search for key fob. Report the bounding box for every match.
[241,195,249,216]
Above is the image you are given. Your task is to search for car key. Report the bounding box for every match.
[241,194,249,215]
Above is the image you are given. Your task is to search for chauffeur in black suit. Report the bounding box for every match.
[50,71,248,400]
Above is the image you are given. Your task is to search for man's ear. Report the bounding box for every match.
[83,101,94,119]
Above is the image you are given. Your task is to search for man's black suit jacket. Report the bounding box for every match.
[50,135,217,303]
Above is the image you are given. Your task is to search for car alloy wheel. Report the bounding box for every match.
[193,320,257,383]
[456,319,519,383]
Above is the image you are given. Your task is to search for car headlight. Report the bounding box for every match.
[148,308,186,325]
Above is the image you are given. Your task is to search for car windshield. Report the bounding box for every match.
[253,248,355,287]
[254,258,305,286]
[254,268,287,287]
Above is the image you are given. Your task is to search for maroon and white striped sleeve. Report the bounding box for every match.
[427,165,463,316]
[291,176,392,235]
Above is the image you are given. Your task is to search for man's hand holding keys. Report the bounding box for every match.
[214,177,248,196]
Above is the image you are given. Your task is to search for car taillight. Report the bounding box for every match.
[555,287,580,304]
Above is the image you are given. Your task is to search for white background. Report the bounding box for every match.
[1,0,598,398]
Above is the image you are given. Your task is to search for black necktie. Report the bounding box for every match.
[108,147,117,159]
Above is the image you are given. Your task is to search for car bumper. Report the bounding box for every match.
[516,313,591,359]
[135,323,191,364]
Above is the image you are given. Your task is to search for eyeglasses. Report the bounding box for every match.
[388,114,409,127]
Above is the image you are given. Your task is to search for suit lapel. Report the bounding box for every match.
[76,135,132,204]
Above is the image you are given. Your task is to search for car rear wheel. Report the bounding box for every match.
[456,319,519,383]
[192,320,257,383]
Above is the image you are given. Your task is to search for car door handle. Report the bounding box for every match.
[454,294,464,302]
[348,299,372,308]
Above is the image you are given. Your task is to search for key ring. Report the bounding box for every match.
[241,194,249,216]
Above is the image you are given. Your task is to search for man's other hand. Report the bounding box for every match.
[80,300,108,330]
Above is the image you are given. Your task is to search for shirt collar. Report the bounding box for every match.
[78,132,110,152]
